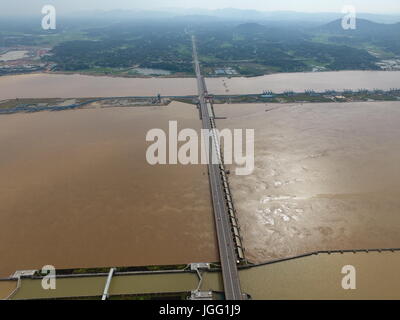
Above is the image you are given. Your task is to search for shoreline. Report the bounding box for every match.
[1,68,399,80]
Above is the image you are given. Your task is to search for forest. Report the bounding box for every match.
[2,15,399,76]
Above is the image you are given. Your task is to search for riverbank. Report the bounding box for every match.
[2,250,400,300]
[1,89,399,115]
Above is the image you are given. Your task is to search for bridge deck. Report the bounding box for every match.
[192,36,243,300]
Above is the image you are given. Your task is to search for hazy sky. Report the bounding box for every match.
[1,0,399,15]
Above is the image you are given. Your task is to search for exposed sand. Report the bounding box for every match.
[0,50,29,62]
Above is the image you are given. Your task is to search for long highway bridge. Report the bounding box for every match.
[192,35,243,300]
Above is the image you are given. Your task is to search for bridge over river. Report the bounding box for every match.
[192,35,244,300]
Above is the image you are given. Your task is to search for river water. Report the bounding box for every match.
[0,71,399,99]
[0,102,218,277]
[1,70,400,276]
[207,71,400,94]
[216,101,400,263]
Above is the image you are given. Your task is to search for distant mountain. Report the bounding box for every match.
[234,22,267,33]
[168,9,400,24]
[317,18,400,55]
[213,8,269,20]
[171,14,222,23]
[64,9,400,25]
[318,18,400,35]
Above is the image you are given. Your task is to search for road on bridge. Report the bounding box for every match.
[192,35,243,300]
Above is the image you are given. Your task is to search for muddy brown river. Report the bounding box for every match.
[208,71,400,94]
[0,71,399,99]
[215,101,400,263]
[1,70,400,277]
[0,102,218,277]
